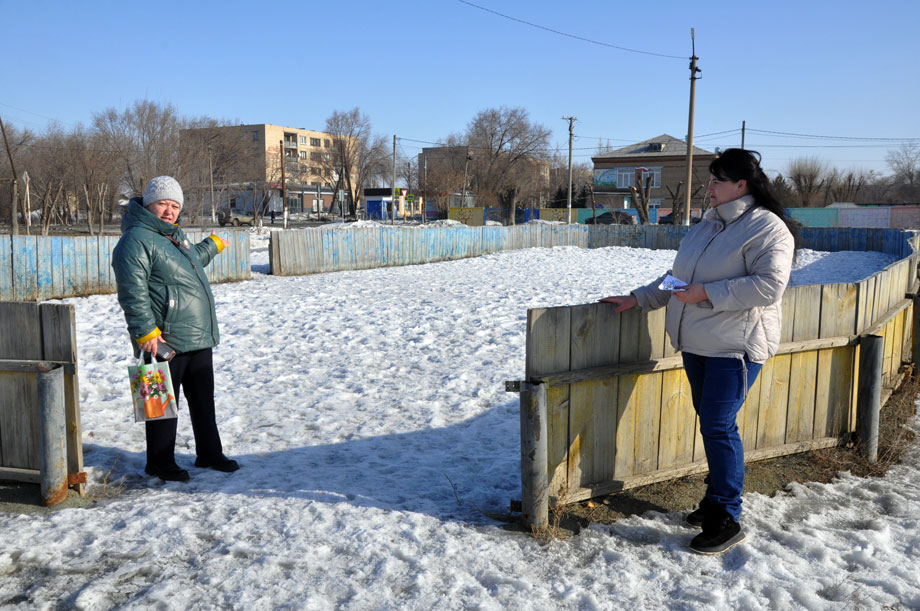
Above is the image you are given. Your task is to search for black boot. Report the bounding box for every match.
[194,453,240,472]
[145,463,190,482]
[685,496,716,528]
[689,507,745,554]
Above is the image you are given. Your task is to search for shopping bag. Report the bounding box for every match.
[128,354,178,422]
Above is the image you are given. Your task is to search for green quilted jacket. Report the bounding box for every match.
[112,198,224,354]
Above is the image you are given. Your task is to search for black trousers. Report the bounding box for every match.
[145,348,223,468]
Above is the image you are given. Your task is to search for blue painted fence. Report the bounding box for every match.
[269,224,918,276]
[0,230,251,302]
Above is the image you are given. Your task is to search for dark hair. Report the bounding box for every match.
[709,148,800,244]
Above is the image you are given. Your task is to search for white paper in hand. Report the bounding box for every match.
[658,273,689,292]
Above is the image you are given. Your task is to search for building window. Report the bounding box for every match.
[324,139,331,147]
[310,137,321,147]
[251,132,259,141]
[323,153,331,161]
[310,152,322,162]
[616,167,661,189]
[299,151,307,159]
[300,136,307,144]
[311,166,321,175]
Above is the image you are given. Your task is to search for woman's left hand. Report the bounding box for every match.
[673,282,709,304]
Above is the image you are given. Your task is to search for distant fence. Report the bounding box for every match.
[269,224,691,275]
[0,301,84,497]
[269,223,918,276]
[517,227,919,518]
[788,206,920,229]
[0,230,251,301]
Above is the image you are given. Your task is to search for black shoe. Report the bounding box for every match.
[689,508,745,554]
[144,464,190,482]
[685,497,715,528]
[194,454,240,472]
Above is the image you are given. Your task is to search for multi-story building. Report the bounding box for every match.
[591,134,715,213]
[180,123,355,215]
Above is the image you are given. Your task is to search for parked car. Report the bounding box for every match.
[583,210,636,225]
[217,209,255,227]
[657,212,702,225]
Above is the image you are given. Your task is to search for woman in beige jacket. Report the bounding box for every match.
[602,149,796,554]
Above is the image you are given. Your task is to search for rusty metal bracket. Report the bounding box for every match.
[68,472,87,485]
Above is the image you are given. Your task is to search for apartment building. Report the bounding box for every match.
[180,123,354,214]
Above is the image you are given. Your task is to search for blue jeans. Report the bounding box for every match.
[681,352,762,521]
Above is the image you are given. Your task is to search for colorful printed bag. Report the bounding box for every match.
[128,355,178,422]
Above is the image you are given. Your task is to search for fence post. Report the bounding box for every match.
[912,294,920,365]
[856,335,884,463]
[519,380,548,531]
[38,363,68,506]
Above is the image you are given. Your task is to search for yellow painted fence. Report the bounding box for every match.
[523,229,920,505]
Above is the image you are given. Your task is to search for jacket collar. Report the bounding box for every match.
[704,194,756,225]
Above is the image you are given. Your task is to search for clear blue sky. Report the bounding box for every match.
[1,0,917,177]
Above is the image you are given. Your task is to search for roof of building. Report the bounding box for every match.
[593,134,714,159]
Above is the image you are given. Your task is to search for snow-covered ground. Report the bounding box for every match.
[2,235,918,609]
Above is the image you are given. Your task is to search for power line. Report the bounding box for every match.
[456,0,685,60]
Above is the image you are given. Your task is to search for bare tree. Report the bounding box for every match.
[825,168,872,204]
[322,108,389,217]
[462,106,551,223]
[886,142,920,201]
[93,99,181,198]
[787,157,827,207]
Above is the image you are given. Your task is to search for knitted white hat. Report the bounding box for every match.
[143,176,184,209]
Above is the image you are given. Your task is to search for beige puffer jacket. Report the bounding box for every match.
[632,195,795,362]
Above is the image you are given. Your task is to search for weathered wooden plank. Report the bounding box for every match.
[786,285,820,442]
[39,302,83,489]
[0,235,13,300]
[567,378,618,491]
[613,373,639,478]
[656,369,695,470]
[12,235,38,301]
[36,234,53,300]
[756,354,790,449]
[633,372,662,474]
[0,371,40,470]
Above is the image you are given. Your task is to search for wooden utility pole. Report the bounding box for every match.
[683,28,701,226]
[207,143,216,224]
[741,120,746,149]
[562,116,577,224]
[280,140,288,229]
[391,135,397,224]
[0,115,19,235]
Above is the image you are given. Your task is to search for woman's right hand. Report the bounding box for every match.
[598,294,638,313]
[139,336,163,355]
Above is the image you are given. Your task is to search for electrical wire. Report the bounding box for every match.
[456,0,685,60]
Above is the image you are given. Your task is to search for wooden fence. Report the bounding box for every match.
[269,224,692,275]
[0,230,251,301]
[269,223,920,277]
[522,228,919,507]
[0,302,84,493]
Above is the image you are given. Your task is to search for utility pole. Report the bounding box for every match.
[0,115,19,235]
[207,143,216,224]
[423,157,428,224]
[460,149,472,212]
[683,28,701,226]
[563,116,577,224]
[741,120,746,149]
[280,140,288,229]
[391,135,397,225]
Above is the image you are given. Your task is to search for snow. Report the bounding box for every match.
[2,236,919,609]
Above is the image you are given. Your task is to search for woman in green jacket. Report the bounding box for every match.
[112,176,239,482]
